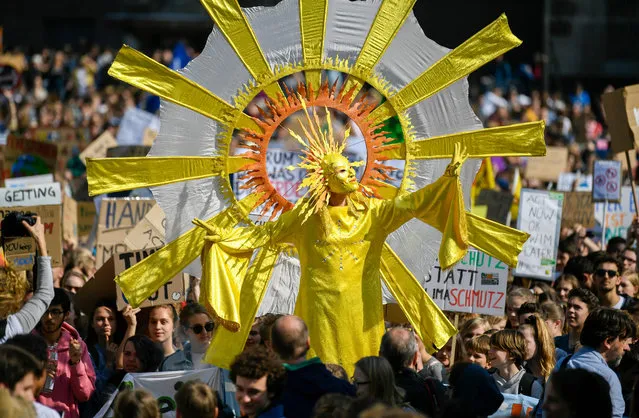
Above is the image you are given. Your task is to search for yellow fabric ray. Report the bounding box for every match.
[409,121,546,160]
[200,0,283,100]
[466,212,529,267]
[380,243,456,352]
[299,0,328,90]
[342,0,417,96]
[204,246,281,369]
[369,13,521,123]
[115,194,263,307]
[108,46,261,133]
[86,156,226,196]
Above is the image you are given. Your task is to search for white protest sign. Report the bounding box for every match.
[95,368,223,418]
[489,393,539,418]
[116,107,160,146]
[515,189,563,280]
[423,248,509,316]
[575,174,593,192]
[557,173,593,192]
[0,182,62,207]
[4,174,54,188]
[593,160,622,202]
[595,186,635,245]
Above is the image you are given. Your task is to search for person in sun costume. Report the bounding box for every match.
[86,0,546,372]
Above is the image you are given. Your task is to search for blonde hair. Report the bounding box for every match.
[113,389,160,418]
[623,273,639,290]
[508,287,536,304]
[465,334,491,355]
[0,388,36,418]
[0,267,27,319]
[490,330,528,367]
[554,274,580,291]
[520,314,556,380]
[485,315,508,329]
[70,248,95,276]
[459,317,490,341]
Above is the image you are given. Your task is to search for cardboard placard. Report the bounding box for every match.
[113,248,186,310]
[595,187,635,246]
[593,160,622,202]
[77,201,96,241]
[525,147,569,182]
[0,182,62,207]
[73,256,116,316]
[79,131,118,165]
[561,192,595,229]
[602,84,639,153]
[515,189,564,281]
[475,189,514,225]
[98,199,156,231]
[116,107,160,146]
[422,248,509,316]
[63,194,78,241]
[4,135,57,179]
[3,236,36,270]
[96,227,132,268]
[0,204,62,267]
[30,128,90,176]
[124,204,166,250]
[4,174,54,188]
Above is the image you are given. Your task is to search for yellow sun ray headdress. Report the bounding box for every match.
[87,0,545,337]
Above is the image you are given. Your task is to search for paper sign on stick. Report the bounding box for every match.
[595,187,635,245]
[79,131,118,165]
[593,160,622,202]
[525,147,568,182]
[113,248,186,310]
[96,227,132,268]
[4,174,54,188]
[124,204,166,250]
[0,183,61,207]
[515,189,563,281]
[422,248,509,316]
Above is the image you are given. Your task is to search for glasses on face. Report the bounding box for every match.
[190,321,215,334]
[623,256,637,263]
[596,269,618,278]
[45,309,65,317]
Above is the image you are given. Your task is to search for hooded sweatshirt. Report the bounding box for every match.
[281,357,356,418]
[34,321,96,418]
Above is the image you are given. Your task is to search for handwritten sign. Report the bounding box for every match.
[593,160,622,202]
[124,204,166,250]
[595,186,635,245]
[0,205,62,267]
[0,183,62,207]
[3,237,36,270]
[79,131,118,165]
[515,189,563,280]
[561,192,595,229]
[62,194,77,241]
[77,201,96,243]
[96,227,132,268]
[4,174,54,188]
[423,248,509,315]
[98,199,155,230]
[113,248,186,310]
[526,146,568,182]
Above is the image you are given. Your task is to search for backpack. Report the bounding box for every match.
[518,372,536,397]
[421,376,447,415]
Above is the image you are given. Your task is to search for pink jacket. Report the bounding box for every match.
[35,322,96,418]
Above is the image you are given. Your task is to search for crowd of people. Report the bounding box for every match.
[0,33,636,418]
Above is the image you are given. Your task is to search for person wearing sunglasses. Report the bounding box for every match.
[594,256,637,311]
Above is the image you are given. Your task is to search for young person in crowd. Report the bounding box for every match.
[488,329,543,398]
[270,315,355,418]
[465,335,492,370]
[33,288,95,418]
[506,287,535,328]
[543,368,612,418]
[553,308,636,418]
[179,302,215,369]
[553,274,580,303]
[622,248,637,274]
[86,299,125,392]
[619,272,639,299]
[121,335,164,374]
[61,270,87,295]
[517,302,540,325]
[0,345,41,402]
[486,315,508,331]
[532,282,561,304]
[352,356,412,410]
[244,317,263,350]
[594,256,637,310]
[458,317,490,342]
[175,380,218,418]
[540,301,566,338]
[555,288,599,354]
[229,347,287,418]
[380,326,444,416]
[4,333,61,418]
[607,237,627,259]
[519,314,558,380]
[0,217,53,344]
[147,304,192,371]
[434,334,466,374]
[564,256,596,290]
[113,388,160,418]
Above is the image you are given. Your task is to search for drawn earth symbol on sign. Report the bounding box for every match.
[595,175,606,186]
[607,182,618,193]
[606,168,618,179]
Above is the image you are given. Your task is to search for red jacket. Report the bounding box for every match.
[35,322,96,418]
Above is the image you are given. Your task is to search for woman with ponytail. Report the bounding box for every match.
[519,314,557,381]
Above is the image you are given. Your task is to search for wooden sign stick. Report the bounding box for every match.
[626,150,639,217]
